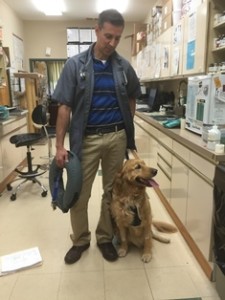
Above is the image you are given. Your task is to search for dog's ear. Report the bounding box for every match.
[113,170,124,194]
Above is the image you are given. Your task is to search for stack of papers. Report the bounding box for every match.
[0,247,42,276]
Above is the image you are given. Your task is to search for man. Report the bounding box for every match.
[53,9,141,263]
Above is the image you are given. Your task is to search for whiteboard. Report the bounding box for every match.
[12,33,24,71]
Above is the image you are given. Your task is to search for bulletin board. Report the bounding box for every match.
[12,33,24,71]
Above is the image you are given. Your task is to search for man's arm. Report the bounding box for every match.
[129,98,136,117]
[55,104,71,167]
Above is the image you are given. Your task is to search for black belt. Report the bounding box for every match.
[85,123,125,135]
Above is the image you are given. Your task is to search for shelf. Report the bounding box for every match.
[14,72,43,79]
[213,19,225,29]
[212,45,225,52]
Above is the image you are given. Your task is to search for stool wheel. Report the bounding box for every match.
[7,184,12,191]
[41,191,47,197]
[10,194,16,201]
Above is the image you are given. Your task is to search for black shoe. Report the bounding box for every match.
[64,243,90,264]
[97,242,118,262]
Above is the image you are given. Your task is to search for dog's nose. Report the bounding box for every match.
[152,168,158,176]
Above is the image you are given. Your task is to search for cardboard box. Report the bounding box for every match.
[162,0,173,19]
[181,0,202,17]
[152,5,162,17]
[162,12,172,33]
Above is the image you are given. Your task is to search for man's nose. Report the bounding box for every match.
[109,39,118,48]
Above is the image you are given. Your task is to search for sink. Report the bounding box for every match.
[149,114,178,122]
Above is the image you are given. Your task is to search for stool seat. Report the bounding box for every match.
[10,133,45,147]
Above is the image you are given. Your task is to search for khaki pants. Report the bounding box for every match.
[70,129,127,246]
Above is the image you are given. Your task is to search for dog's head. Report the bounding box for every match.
[116,159,158,189]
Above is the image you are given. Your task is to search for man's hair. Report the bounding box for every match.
[98,9,125,28]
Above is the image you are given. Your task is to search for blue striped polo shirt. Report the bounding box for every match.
[87,58,123,127]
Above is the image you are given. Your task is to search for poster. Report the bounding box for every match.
[186,40,195,70]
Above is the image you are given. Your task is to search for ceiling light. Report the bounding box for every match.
[32,0,65,16]
[96,0,128,14]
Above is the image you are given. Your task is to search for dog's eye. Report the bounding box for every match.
[135,164,141,170]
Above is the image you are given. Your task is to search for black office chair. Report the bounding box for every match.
[32,104,56,166]
[6,105,50,201]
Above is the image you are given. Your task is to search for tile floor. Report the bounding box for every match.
[0,134,222,300]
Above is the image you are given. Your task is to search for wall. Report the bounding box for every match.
[0,0,24,69]
[0,0,135,71]
[23,20,134,70]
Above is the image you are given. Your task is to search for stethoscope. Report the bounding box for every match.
[79,56,128,86]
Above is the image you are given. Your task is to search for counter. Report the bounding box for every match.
[0,112,28,192]
[136,111,225,164]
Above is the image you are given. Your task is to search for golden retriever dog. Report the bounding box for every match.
[111,158,177,263]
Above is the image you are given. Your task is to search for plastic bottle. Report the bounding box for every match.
[207,125,221,151]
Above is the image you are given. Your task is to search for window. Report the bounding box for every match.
[30,59,66,98]
[67,27,96,58]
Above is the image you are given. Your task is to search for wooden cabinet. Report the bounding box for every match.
[157,143,172,202]
[186,170,214,261]
[159,27,172,78]
[134,1,209,81]
[171,140,189,224]
[171,18,185,77]
[0,48,10,106]
[134,117,158,168]
[207,0,225,71]
[1,120,27,179]
[171,155,189,224]
[0,115,28,192]
[182,1,209,75]
[134,114,218,279]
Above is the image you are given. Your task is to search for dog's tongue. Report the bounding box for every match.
[148,178,159,188]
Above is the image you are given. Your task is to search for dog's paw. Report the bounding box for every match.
[141,253,152,263]
[118,248,127,257]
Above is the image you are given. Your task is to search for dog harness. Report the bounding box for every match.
[130,206,142,226]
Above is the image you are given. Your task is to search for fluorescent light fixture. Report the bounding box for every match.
[96,0,128,14]
[32,0,65,16]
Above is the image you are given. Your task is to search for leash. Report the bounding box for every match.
[129,149,140,160]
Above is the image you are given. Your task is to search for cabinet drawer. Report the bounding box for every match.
[144,123,159,139]
[189,151,215,182]
[158,143,172,165]
[157,153,172,179]
[0,117,27,136]
[173,140,190,162]
[158,131,172,149]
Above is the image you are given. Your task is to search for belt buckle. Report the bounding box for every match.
[96,128,103,136]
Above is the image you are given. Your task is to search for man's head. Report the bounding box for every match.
[97,9,125,29]
[94,9,125,60]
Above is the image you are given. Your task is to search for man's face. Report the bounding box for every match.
[95,22,124,59]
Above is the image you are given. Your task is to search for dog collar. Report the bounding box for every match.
[129,206,142,226]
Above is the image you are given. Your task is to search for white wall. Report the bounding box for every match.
[23,20,134,70]
[0,0,24,69]
[0,0,136,71]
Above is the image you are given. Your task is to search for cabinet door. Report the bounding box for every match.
[182,1,209,75]
[171,155,189,224]
[135,122,158,168]
[186,170,213,260]
[157,144,172,202]
[160,27,172,78]
[0,140,3,181]
[171,18,185,76]
[1,124,27,180]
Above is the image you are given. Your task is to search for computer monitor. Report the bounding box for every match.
[148,88,158,111]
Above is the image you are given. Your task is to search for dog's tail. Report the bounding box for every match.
[152,221,177,233]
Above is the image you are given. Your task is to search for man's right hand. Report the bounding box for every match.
[55,147,69,168]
